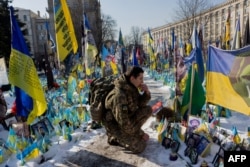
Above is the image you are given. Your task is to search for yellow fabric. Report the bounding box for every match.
[54,0,78,61]
[147,32,156,70]
[9,49,47,124]
[225,15,231,50]
[85,42,98,76]
[25,147,40,161]
[110,61,118,75]
[233,134,241,144]
[186,43,192,56]
[206,71,250,115]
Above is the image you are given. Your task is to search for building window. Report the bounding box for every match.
[215,11,219,17]
[23,15,27,21]
[222,14,225,21]
[238,11,240,16]
[84,1,89,8]
[244,0,249,6]
[236,3,240,9]
[244,6,249,14]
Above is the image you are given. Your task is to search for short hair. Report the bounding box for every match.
[125,66,144,78]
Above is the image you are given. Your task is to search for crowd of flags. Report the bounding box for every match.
[7,0,250,125]
[6,0,139,127]
[4,0,250,162]
[144,9,250,120]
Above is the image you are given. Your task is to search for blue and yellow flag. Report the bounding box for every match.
[147,28,156,70]
[8,6,47,124]
[207,45,250,116]
[147,27,153,45]
[101,45,109,76]
[231,126,241,144]
[54,0,78,61]
[225,10,231,50]
[83,14,98,76]
[16,142,40,161]
[101,45,109,61]
[231,16,241,50]
[132,47,139,66]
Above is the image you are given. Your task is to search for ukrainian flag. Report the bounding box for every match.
[8,6,47,124]
[147,28,156,70]
[54,0,78,61]
[101,45,109,76]
[225,11,231,50]
[16,142,40,161]
[207,45,250,116]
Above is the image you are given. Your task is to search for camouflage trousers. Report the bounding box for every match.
[102,105,152,153]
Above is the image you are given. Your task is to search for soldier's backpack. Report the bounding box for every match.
[89,75,116,122]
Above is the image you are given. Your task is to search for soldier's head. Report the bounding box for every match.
[125,66,144,87]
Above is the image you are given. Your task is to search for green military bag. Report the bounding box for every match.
[89,75,116,122]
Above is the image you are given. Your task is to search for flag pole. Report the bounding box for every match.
[52,0,61,72]
[81,25,86,79]
[187,63,195,126]
[174,41,177,110]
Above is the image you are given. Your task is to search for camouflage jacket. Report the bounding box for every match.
[0,89,7,118]
[105,74,151,135]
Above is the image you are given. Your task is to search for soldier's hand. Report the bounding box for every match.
[140,84,150,94]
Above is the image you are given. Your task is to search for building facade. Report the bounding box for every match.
[15,0,101,68]
[15,8,50,67]
[142,0,249,54]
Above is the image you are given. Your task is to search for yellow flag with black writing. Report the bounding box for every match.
[54,0,78,61]
[9,6,47,124]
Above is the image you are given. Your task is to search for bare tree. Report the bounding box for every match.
[174,0,213,40]
[127,26,144,45]
[101,13,117,42]
[123,35,130,47]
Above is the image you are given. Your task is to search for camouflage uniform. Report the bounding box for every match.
[0,89,7,118]
[103,74,152,153]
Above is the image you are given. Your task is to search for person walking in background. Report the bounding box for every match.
[103,66,152,153]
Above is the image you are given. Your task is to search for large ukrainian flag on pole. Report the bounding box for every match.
[147,28,156,70]
[207,45,250,116]
[8,6,47,124]
[83,13,98,76]
[54,0,78,62]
